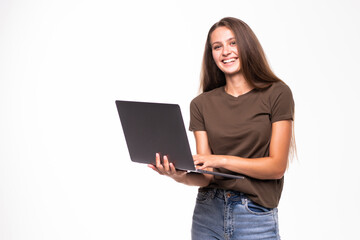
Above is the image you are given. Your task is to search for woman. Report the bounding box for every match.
[149,17,294,240]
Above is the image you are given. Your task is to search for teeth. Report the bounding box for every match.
[223,59,236,63]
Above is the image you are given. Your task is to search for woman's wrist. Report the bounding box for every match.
[171,172,188,184]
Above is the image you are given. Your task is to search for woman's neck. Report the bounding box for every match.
[225,73,253,97]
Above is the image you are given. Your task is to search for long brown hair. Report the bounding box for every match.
[200,17,282,92]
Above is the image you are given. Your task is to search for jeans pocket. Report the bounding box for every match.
[245,200,274,215]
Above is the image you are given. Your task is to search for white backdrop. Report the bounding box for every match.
[1,0,360,239]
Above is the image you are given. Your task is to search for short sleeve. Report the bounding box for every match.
[270,83,295,123]
[189,97,206,131]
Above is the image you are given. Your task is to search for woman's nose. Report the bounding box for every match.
[222,45,231,56]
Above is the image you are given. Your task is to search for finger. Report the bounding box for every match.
[198,163,206,170]
[163,155,170,173]
[194,159,204,167]
[148,164,163,175]
[195,160,206,169]
[169,162,177,174]
[155,153,164,171]
[193,155,203,165]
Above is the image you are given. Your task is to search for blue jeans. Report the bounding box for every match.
[191,188,281,240]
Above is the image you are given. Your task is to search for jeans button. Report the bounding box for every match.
[227,193,231,198]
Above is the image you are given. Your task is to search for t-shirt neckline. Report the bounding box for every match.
[221,86,255,100]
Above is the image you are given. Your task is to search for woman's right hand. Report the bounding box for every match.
[148,153,188,183]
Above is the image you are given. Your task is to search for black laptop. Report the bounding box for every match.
[115,100,244,179]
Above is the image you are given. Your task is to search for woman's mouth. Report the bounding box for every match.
[222,58,237,64]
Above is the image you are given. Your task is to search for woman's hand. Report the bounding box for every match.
[148,153,187,183]
[193,154,225,170]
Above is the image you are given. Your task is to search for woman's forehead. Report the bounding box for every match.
[210,27,235,44]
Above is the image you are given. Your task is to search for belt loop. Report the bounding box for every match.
[209,188,216,199]
[242,196,247,205]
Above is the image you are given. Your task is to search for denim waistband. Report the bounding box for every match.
[199,188,248,203]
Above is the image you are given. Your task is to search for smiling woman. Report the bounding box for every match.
[149,17,295,240]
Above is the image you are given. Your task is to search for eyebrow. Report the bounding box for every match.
[211,37,236,46]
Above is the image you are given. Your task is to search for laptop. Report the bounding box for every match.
[115,100,244,179]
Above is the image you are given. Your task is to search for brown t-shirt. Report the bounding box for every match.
[189,81,294,208]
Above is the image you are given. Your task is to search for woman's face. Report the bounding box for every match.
[210,26,241,76]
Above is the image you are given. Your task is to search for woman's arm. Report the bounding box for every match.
[191,131,214,184]
[148,130,213,187]
[193,120,292,180]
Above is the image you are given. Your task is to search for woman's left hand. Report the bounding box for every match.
[193,154,225,170]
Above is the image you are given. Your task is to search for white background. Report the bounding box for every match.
[1,0,360,239]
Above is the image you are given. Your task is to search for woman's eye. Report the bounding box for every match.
[230,41,236,46]
[213,45,221,50]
